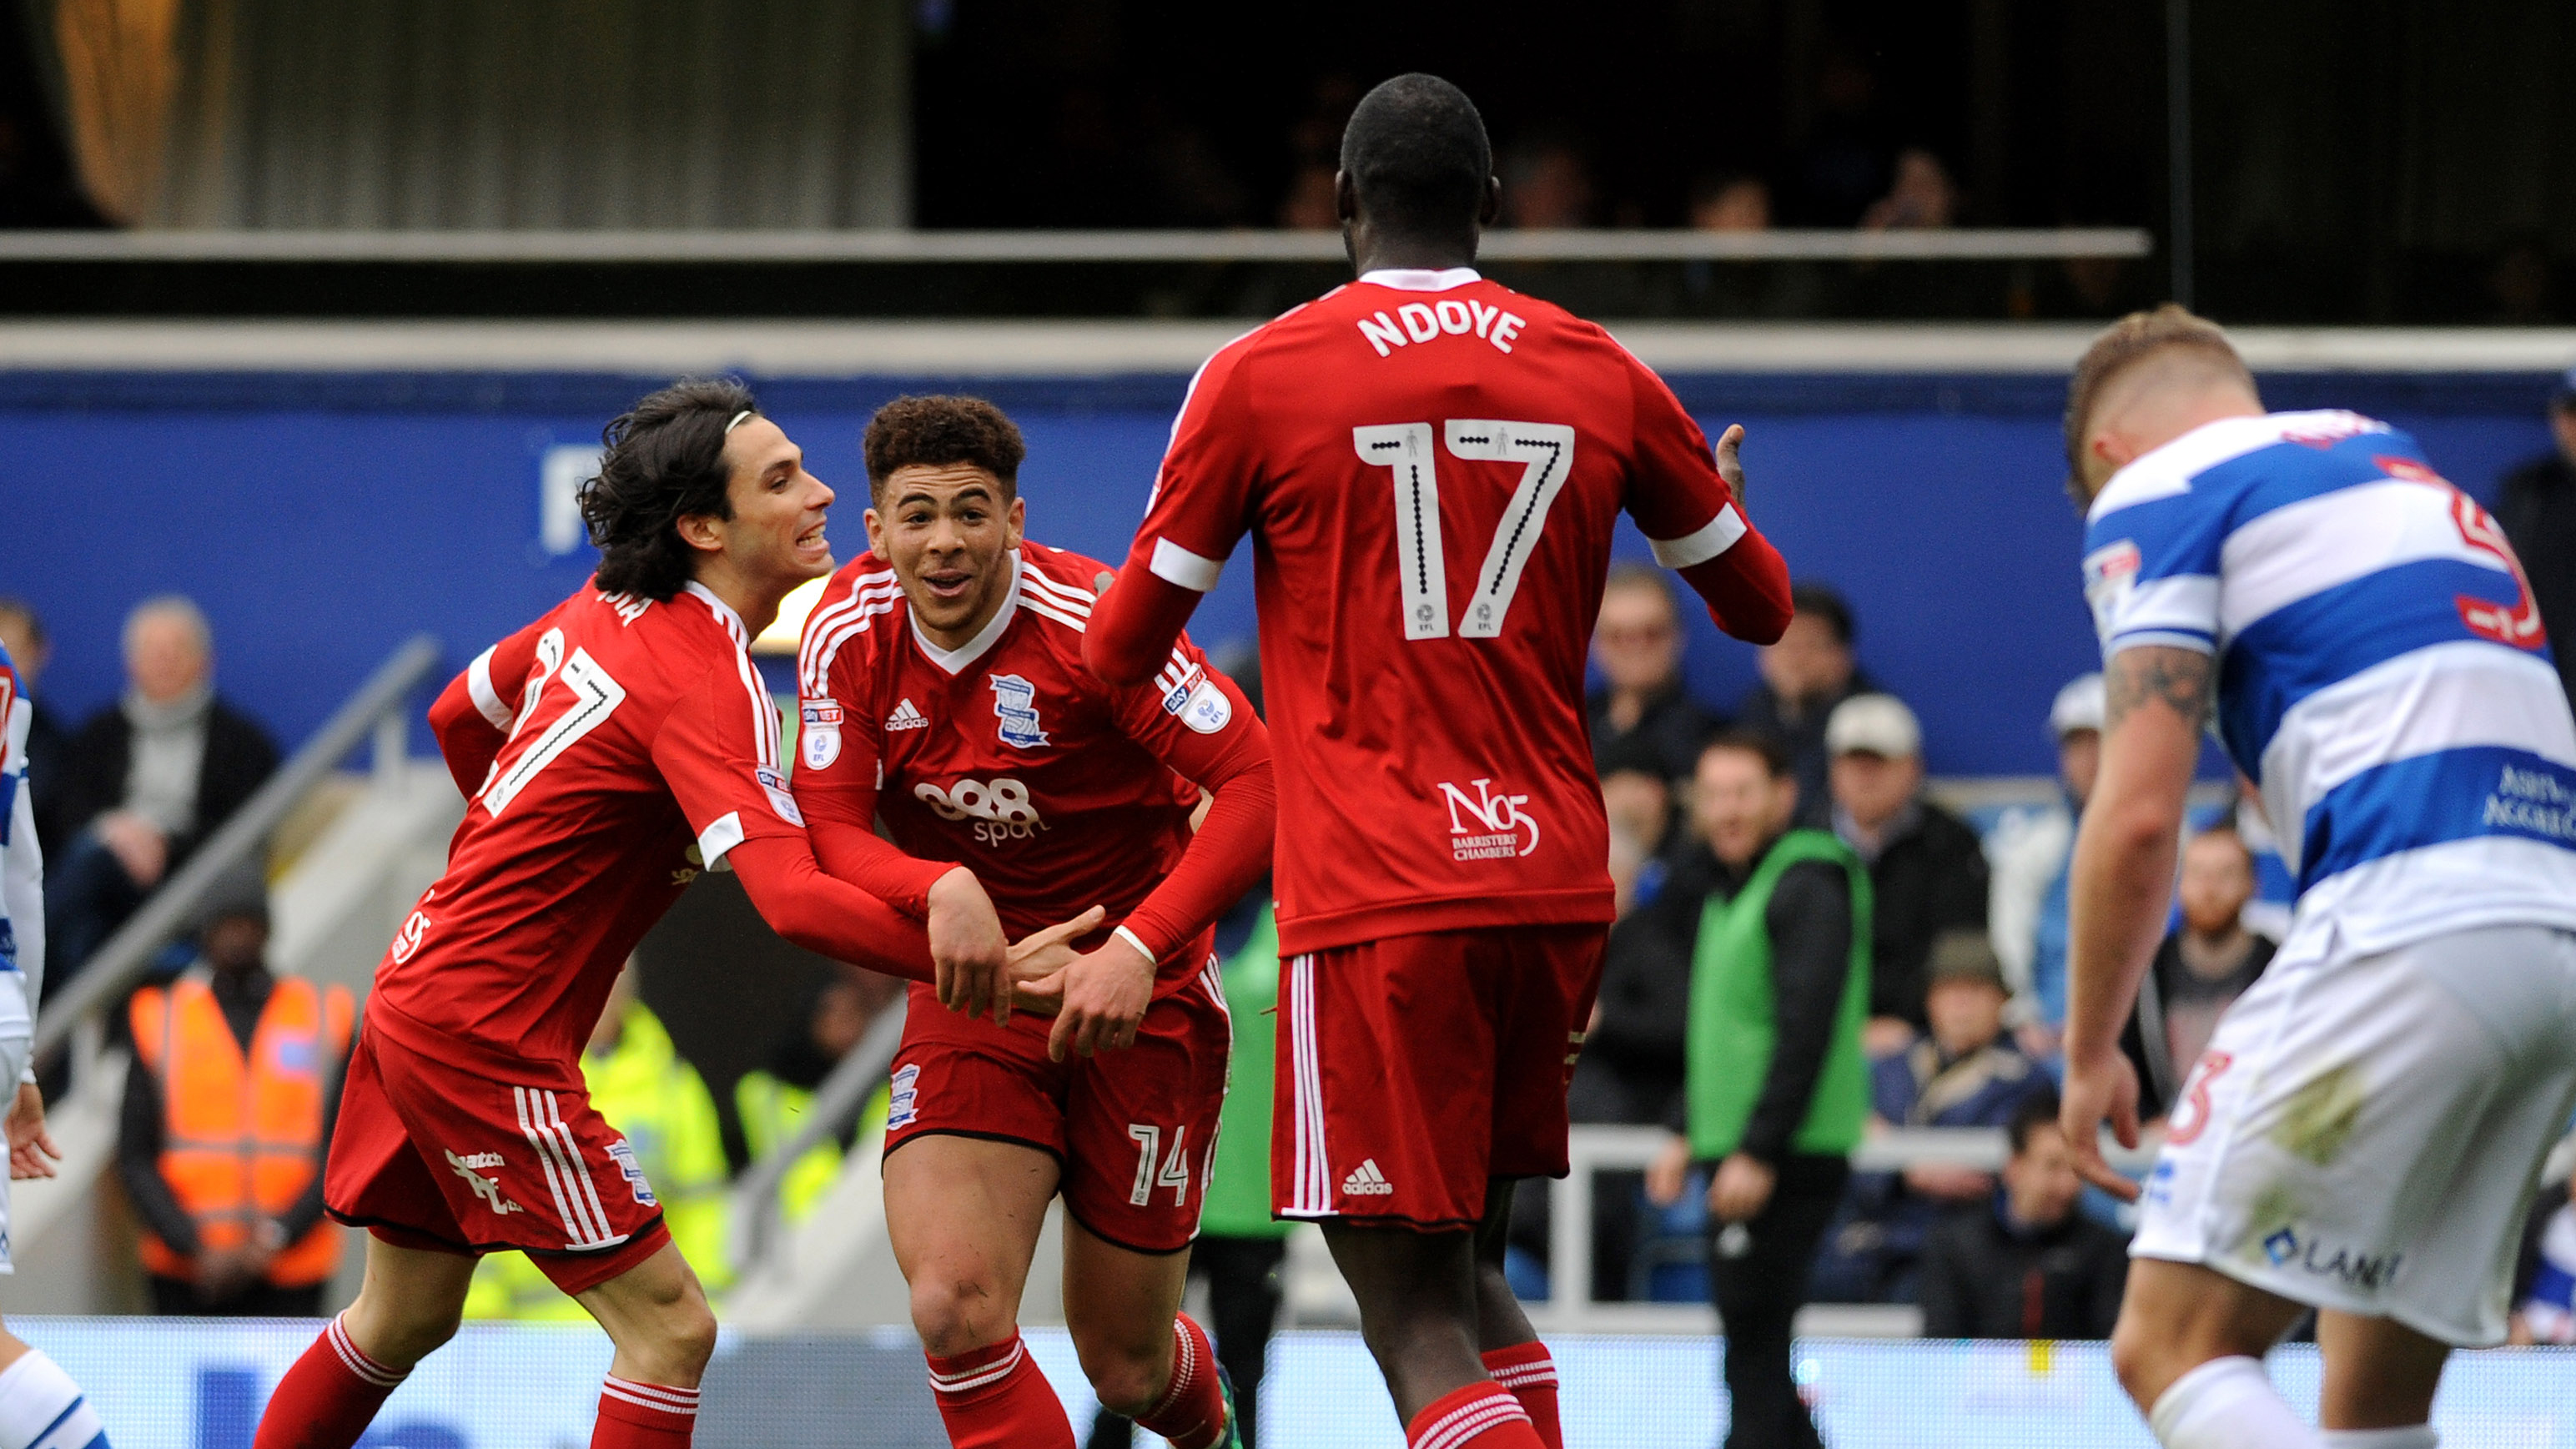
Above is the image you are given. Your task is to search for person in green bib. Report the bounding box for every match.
[1646,732,1870,1449]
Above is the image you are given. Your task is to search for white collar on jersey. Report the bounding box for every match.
[682,580,750,643]
[1356,266,1482,292]
[910,550,1024,676]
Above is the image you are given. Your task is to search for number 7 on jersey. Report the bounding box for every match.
[1356,420,1576,641]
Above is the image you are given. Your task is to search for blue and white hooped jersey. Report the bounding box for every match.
[2084,410,2576,958]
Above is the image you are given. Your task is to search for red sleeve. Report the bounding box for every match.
[1619,349,1795,645]
[648,660,808,866]
[1100,645,1275,959]
[1087,341,1264,687]
[428,622,547,797]
[726,834,934,983]
[795,604,953,918]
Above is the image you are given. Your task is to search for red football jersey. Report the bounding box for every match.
[795,541,1265,987]
[370,581,813,1082]
[1113,268,1775,954]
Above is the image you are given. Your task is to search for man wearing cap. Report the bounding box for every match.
[1988,673,2104,1056]
[119,867,352,1316]
[1823,694,1989,1052]
[2496,367,2576,713]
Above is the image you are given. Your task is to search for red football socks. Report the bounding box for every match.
[253,1313,408,1449]
[1406,1381,1545,1449]
[593,1376,698,1446]
[1133,1313,1230,1449]
[1482,1342,1562,1449]
[926,1333,1076,1448]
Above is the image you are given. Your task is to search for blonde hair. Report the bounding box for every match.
[2062,304,2256,495]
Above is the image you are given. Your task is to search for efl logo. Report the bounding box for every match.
[801,701,843,769]
[1439,778,1541,861]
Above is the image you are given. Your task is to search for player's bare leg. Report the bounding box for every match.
[2111,1259,2321,1448]
[1471,1180,1561,1447]
[2314,1311,2448,1435]
[1059,1217,1192,1416]
[888,1134,1073,1446]
[1319,1220,1485,1418]
[255,1235,475,1448]
[575,1240,720,1439]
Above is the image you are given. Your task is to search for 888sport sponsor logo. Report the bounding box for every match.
[915,777,1048,846]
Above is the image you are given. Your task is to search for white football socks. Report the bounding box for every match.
[2321,1429,2437,1448]
[2147,1356,2322,1449]
[0,1350,107,1449]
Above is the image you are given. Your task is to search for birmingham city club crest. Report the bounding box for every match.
[989,674,1049,749]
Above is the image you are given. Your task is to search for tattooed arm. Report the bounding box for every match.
[2060,645,2212,1195]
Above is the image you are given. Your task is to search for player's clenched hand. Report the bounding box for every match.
[926,867,1013,1023]
[1003,906,1105,1018]
[2060,1049,2144,1200]
[7,1081,59,1181]
[1046,931,1155,1063]
[1713,424,1750,511]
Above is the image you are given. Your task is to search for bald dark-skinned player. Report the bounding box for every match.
[1086,75,1794,1449]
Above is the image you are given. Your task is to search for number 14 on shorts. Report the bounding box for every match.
[1127,1124,1194,1208]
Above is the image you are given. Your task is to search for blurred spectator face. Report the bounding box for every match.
[1693,745,1793,869]
[0,605,44,687]
[811,976,871,1057]
[203,912,268,976]
[2058,727,2102,805]
[126,605,209,705]
[1925,975,2006,1059]
[1599,769,1669,858]
[2554,400,2576,467]
[1690,177,1771,232]
[1829,748,1920,833]
[1592,581,1683,694]
[2002,1122,2082,1230]
[1757,611,1854,705]
[1861,148,1958,231]
[1502,143,1592,229]
[2177,830,2257,939]
[1279,164,1340,230]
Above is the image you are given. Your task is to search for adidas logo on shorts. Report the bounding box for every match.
[887,699,929,732]
[1342,1159,1394,1197]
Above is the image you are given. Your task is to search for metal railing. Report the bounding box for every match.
[0,228,2153,265]
[727,996,909,1277]
[1533,1124,2163,1335]
[33,634,442,1075]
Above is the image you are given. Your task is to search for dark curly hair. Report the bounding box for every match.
[580,377,757,601]
[863,395,1025,500]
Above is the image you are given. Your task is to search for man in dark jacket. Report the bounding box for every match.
[45,596,277,982]
[1736,581,1872,828]
[1647,732,1870,1449]
[2496,368,2576,713]
[1824,693,1989,1045]
[1919,1087,2128,1339]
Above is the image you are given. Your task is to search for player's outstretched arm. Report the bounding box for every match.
[1625,360,1795,643]
[2061,644,2209,1197]
[428,625,545,796]
[729,833,939,982]
[1084,567,1202,689]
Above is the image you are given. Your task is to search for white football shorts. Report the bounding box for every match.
[2131,922,2576,1346]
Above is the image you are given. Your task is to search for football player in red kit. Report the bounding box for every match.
[255,380,1095,1449]
[1086,77,1795,1449]
[794,396,1274,1449]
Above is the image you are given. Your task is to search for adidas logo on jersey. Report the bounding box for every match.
[887,699,929,731]
[1342,1159,1395,1197]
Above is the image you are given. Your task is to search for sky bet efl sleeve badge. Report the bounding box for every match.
[800,701,843,770]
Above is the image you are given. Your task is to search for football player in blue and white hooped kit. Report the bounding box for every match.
[0,639,113,1448]
[2059,305,2576,1449]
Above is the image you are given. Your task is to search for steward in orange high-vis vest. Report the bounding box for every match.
[123,888,355,1316]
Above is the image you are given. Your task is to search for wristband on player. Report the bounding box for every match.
[1112,925,1158,963]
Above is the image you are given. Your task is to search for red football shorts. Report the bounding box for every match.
[883,945,1230,1255]
[1273,924,1607,1229]
[325,1022,670,1295]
